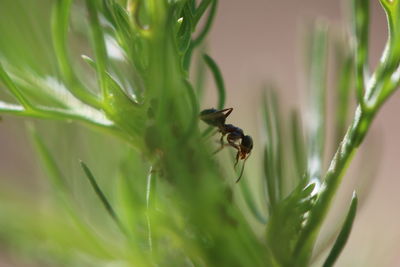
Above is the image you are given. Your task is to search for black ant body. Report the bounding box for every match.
[200,108,253,183]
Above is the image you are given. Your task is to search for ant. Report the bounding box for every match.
[200,108,253,183]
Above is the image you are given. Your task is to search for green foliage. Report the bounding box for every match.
[0,0,399,266]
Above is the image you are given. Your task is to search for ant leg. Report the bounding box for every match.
[212,134,225,153]
[227,134,240,150]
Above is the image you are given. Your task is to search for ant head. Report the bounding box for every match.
[241,135,253,154]
[200,108,231,127]
[236,135,253,183]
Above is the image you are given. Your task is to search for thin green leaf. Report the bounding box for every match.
[182,80,199,140]
[262,91,278,209]
[80,160,126,235]
[86,0,109,99]
[370,1,400,108]
[192,0,218,47]
[351,0,369,110]
[0,98,112,128]
[194,49,207,100]
[269,91,283,198]
[306,25,328,182]
[127,0,148,31]
[293,26,331,266]
[203,53,225,109]
[188,0,196,13]
[51,0,100,108]
[30,125,67,192]
[0,62,33,110]
[336,62,353,145]
[200,53,225,137]
[102,0,116,25]
[323,192,358,267]
[145,166,156,251]
[240,176,267,224]
[29,127,120,257]
[193,0,212,26]
[178,4,193,54]
[81,55,135,104]
[265,182,316,266]
[290,110,306,180]
[263,145,276,210]
[52,0,74,84]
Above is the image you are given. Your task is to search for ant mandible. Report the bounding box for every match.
[200,108,253,183]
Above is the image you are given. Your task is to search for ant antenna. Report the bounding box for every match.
[235,153,250,183]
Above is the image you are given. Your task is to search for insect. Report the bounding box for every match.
[200,108,253,183]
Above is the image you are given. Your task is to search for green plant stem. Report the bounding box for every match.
[293,106,371,265]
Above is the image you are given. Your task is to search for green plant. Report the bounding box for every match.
[0,0,398,266]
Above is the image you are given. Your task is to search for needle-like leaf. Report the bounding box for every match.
[86,0,109,99]
[323,192,358,267]
[203,53,225,110]
[306,25,328,182]
[80,160,126,235]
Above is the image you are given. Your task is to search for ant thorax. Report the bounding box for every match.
[222,124,243,136]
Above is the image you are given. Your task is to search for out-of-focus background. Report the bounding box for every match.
[0,0,399,266]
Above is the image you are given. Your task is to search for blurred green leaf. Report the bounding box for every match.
[351,0,369,109]
[0,62,33,109]
[306,24,328,182]
[290,110,306,181]
[334,46,353,145]
[239,175,267,224]
[52,0,100,108]
[192,0,218,47]
[262,89,284,209]
[266,182,316,266]
[86,0,109,99]
[203,53,225,110]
